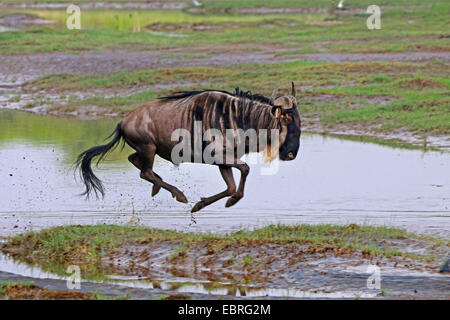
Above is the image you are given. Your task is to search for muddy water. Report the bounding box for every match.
[0,109,449,238]
[1,247,448,299]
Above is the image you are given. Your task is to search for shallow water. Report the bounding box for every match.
[3,9,327,32]
[1,249,448,299]
[0,109,449,238]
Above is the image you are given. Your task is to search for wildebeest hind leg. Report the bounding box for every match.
[191,166,236,213]
[133,147,188,204]
[141,170,187,203]
[225,162,249,208]
[128,153,161,196]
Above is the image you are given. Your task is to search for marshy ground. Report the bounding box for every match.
[1,224,449,299]
[0,0,449,299]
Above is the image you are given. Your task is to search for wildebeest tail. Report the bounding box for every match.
[75,122,123,198]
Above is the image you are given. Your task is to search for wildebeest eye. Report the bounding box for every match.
[271,105,283,118]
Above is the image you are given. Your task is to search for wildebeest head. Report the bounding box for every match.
[270,82,301,161]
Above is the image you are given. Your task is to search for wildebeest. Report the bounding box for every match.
[76,83,301,212]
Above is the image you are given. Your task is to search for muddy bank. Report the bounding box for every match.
[186,7,329,15]
[0,50,277,85]
[187,6,377,15]
[1,51,449,86]
[302,120,450,152]
[293,52,450,63]
[0,13,54,28]
[232,4,435,16]
[0,281,97,300]
[236,7,366,15]
[99,239,447,283]
[1,265,448,299]
[0,270,230,300]
[0,2,187,10]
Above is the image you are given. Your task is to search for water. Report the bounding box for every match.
[1,9,327,32]
[0,109,449,238]
[1,247,448,299]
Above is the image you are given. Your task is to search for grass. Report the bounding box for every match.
[23,60,450,138]
[24,66,225,90]
[0,2,448,54]
[170,244,189,259]
[2,223,448,280]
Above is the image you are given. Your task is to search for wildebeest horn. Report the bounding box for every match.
[291,81,296,97]
[274,96,293,110]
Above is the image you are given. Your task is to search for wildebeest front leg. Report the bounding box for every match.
[191,166,236,213]
[225,162,250,208]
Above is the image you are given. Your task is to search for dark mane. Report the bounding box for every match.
[158,88,274,106]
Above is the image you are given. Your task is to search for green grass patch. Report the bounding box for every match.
[1,2,449,54]
[24,60,450,139]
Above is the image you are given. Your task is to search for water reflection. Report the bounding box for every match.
[0,250,380,299]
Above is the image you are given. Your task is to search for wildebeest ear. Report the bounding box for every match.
[270,86,279,100]
[291,81,296,97]
[271,105,282,118]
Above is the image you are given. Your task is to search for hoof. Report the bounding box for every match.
[173,192,188,204]
[225,194,242,208]
[151,185,161,197]
[191,200,206,213]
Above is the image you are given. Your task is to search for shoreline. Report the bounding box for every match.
[1,105,448,151]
